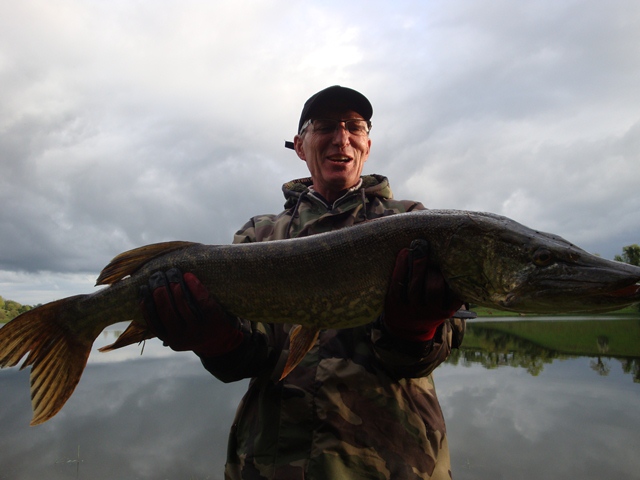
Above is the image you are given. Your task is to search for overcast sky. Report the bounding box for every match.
[1,0,639,305]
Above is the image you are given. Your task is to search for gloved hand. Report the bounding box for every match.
[384,239,463,342]
[139,268,243,356]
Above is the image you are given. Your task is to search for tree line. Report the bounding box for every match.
[614,244,640,266]
[0,295,34,323]
[615,244,640,312]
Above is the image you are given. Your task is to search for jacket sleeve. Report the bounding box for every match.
[370,317,466,378]
[232,218,258,244]
[199,319,285,383]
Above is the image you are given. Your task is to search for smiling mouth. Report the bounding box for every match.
[327,155,352,163]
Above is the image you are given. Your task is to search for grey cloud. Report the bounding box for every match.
[1,0,639,304]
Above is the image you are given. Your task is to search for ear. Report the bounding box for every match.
[293,135,306,161]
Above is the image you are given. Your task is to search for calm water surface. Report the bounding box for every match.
[1,317,639,479]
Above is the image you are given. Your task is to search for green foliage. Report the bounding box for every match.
[614,244,640,266]
[613,244,640,312]
[0,295,33,323]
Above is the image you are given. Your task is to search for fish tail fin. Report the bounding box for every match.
[279,326,319,381]
[0,295,99,426]
[96,241,196,285]
[98,321,154,352]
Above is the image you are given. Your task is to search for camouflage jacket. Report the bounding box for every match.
[201,174,465,480]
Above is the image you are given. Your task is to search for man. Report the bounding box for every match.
[141,86,466,479]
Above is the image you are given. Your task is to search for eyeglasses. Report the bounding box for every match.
[300,118,372,136]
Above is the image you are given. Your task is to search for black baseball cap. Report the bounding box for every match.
[285,85,373,150]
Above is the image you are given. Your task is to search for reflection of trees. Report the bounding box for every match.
[621,358,640,383]
[589,357,611,376]
[447,323,640,382]
[449,325,560,376]
[447,348,552,376]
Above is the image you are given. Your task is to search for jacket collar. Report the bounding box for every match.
[282,174,393,209]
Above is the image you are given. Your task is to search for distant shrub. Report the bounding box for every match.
[0,295,33,322]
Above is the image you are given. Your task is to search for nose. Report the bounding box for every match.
[331,122,350,146]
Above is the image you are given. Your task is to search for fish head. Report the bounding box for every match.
[436,212,640,314]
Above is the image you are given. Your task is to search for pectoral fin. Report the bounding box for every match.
[279,326,319,381]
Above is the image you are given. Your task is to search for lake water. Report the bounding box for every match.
[1,316,639,479]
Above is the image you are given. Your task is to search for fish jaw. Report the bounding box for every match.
[500,265,640,313]
[439,213,640,314]
[496,239,640,313]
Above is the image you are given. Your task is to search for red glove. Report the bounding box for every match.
[384,240,463,342]
[139,268,243,356]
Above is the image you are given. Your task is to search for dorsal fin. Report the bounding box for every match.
[96,241,197,286]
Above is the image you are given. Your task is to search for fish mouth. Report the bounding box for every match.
[602,283,640,298]
[501,280,640,313]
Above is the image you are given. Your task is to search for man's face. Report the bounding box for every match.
[293,109,371,202]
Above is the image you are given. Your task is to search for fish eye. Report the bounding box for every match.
[533,248,553,266]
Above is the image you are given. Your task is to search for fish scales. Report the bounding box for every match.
[114,211,460,329]
[2,209,640,425]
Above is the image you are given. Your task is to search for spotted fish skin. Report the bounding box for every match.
[1,209,640,425]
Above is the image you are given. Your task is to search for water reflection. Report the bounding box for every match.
[450,317,640,381]
[1,317,639,479]
[0,323,248,480]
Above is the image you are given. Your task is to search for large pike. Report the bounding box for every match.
[1,210,640,425]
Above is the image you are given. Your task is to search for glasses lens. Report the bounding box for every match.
[311,119,369,136]
[345,120,369,135]
[312,119,337,135]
